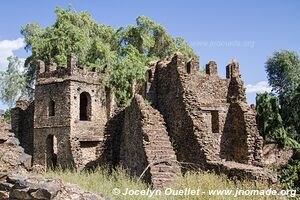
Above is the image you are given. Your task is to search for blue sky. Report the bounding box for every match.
[0,0,300,109]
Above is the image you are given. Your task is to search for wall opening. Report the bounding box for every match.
[186,63,191,74]
[147,70,152,81]
[49,100,55,116]
[46,135,57,169]
[211,111,219,133]
[80,92,91,121]
[80,141,99,168]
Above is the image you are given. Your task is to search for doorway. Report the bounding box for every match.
[46,134,58,169]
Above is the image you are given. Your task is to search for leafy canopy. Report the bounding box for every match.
[21,7,197,105]
[256,92,300,149]
[0,56,27,108]
[263,51,300,191]
[265,50,300,140]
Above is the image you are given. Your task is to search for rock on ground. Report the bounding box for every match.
[0,118,110,200]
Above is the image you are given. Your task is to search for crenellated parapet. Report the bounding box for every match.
[205,61,218,76]
[36,54,101,85]
[226,59,246,102]
[226,59,240,79]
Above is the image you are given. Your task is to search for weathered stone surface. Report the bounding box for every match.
[1,173,108,200]
[120,94,180,188]
[0,190,9,199]
[9,187,32,200]
[0,118,109,200]
[140,53,274,182]
[10,52,278,187]
[262,143,293,167]
[0,120,32,173]
[11,54,115,170]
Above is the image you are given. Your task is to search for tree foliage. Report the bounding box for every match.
[3,108,12,124]
[265,50,300,139]
[0,56,27,108]
[21,7,197,105]
[262,50,300,195]
[256,92,300,149]
[280,159,300,192]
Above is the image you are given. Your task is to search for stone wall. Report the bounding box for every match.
[10,52,273,186]
[0,118,107,200]
[147,53,269,181]
[120,94,180,188]
[221,102,263,164]
[154,56,210,170]
[69,81,108,169]
[11,100,34,155]
[33,54,112,170]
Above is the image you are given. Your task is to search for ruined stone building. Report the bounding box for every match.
[12,53,274,188]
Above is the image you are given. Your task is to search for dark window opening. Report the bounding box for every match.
[186,63,191,74]
[211,111,219,133]
[49,100,55,116]
[80,141,99,148]
[147,70,152,81]
[80,92,91,121]
[46,135,57,169]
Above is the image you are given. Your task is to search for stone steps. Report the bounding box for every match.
[134,94,181,188]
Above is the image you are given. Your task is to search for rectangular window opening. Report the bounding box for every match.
[211,111,219,133]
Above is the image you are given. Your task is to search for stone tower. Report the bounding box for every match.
[33,54,113,169]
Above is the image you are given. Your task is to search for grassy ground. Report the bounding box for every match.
[43,168,288,200]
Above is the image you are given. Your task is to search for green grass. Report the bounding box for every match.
[42,167,288,200]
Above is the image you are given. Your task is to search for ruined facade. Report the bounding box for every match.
[12,53,273,188]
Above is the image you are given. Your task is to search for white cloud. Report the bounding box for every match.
[246,81,272,94]
[0,38,25,70]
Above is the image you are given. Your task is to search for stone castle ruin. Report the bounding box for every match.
[11,53,274,188]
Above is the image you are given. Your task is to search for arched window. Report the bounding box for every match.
[80,92,91,121]
[49,100,55,116]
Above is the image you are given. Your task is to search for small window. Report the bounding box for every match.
[211,111,219,133]
[147,70,152,81]
[80,92,91,121]
[49,100,55,116]
[186,63,191,74]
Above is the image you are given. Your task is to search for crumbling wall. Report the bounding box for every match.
[221,102,263,164]
[11,100,34,155]
[81,107,125,170]
[152,53,263,171]
[120,94,180,188]
[33,54,112,170]
[154,56,211,170]
[69,81,107,169]
[33,79,74,169]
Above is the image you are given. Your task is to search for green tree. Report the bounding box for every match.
[265,50,300,139]
[0,56,27,108]
[256,92,300,149]
[21,7,197,105]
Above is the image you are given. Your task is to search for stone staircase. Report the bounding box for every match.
[133,95,181,188]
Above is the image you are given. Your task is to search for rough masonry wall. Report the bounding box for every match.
[33,54,112,170]
[11,101,34,155]
[154,55,219,170]
[69,81,108,169]
[33,81,73,168]
[221,102,263,164]
[152,53,264,172]
[120,94,180,188]
[34,82,71,128]
[34,127,75,169]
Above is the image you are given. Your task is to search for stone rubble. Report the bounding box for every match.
[0,118,109,200]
